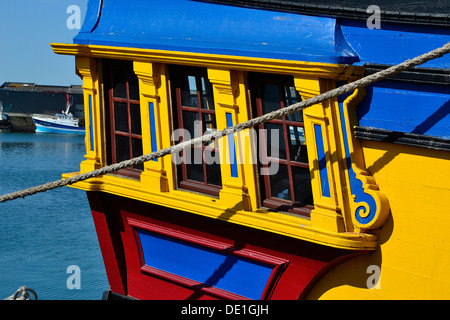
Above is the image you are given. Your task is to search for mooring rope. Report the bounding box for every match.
[1,42,449,203]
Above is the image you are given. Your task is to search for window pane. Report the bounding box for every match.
[250,73,313,214]
[285,87,303,122]
[114,102,129,133]
[103,59,142,176]
[115,135,130,163]
[186,148,204,182]
[202,113,216,135]
[187,163,204,183]
[182,111,200,137]
[130,103,142,135]
[288,126,308,163]
[132,138,143,170]
[201,77,214,110]
[170,65,222,196]
[112,68,127,99]
[262,84,281,114]
[128,69,140,101]
[287,111,303,123]
[292,166,313,205]
[285,86,301,105]
[269,164,290,200]
[206,149,221,186]
[264,122,286,160]
[181,75,198,108]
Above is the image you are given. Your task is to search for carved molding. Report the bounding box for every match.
[339,88,390,230]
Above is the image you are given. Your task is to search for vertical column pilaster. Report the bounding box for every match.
[134,61,169,192]
[295,76,389,232]
[335,88,390,231]
[208,68,253,211]
[294,76,346,232]
[76,56,103,173]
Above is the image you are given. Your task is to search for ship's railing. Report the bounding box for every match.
[0,41,449,204]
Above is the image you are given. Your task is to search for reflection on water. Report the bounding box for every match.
[0,133,108,300]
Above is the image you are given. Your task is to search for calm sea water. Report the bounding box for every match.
[0,132,108,300]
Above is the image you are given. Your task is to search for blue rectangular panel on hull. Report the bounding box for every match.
[136,229,274,299]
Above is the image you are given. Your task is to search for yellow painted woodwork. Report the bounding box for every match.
[337,88,389,230]
[295,76,346,233]
[51,44,364,81]
[62,170,378,250]
[54,42,387,251]
[207,68,254,211]
[306,141,450,299]
[75,56,104,173]
[133,61,170,192]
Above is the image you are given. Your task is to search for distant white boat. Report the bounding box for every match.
[32,93,85,135]
[0,105,11,132]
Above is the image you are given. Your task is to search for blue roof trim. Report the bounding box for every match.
[340,20,450,69]
[79,0,103,34]
[73,0,359,64]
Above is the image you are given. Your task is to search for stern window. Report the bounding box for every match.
[249,73,313,216]
[103,59,143,179]
[169,65,222,196]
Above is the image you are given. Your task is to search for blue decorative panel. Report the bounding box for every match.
[149,102,158,161]
[226,113,238,178]
[89,95,94,151]
[339,101,377,225]
[137,229,274,299]
[357,81,450,140]
[314,124,330,198]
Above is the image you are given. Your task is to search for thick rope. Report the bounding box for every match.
[1,42,449,203]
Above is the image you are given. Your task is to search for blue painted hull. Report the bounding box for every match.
[33,118,85,135]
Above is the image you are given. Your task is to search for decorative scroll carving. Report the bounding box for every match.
[339,88,390,230]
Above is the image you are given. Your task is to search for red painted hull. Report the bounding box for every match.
[87,192,365,300]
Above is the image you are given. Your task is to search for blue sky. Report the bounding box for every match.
[0,0,87,86]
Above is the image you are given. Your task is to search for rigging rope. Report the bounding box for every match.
[1,42,449,204]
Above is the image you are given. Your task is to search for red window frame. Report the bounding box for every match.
[249,73,314,217]
[103,59,143,179]
[169,65,222,196]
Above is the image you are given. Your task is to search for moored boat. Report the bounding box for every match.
[32,113,84,134]
[32,94,84,135]
[0,105,11,132]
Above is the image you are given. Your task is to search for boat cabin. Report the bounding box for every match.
[53,0,450,299]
